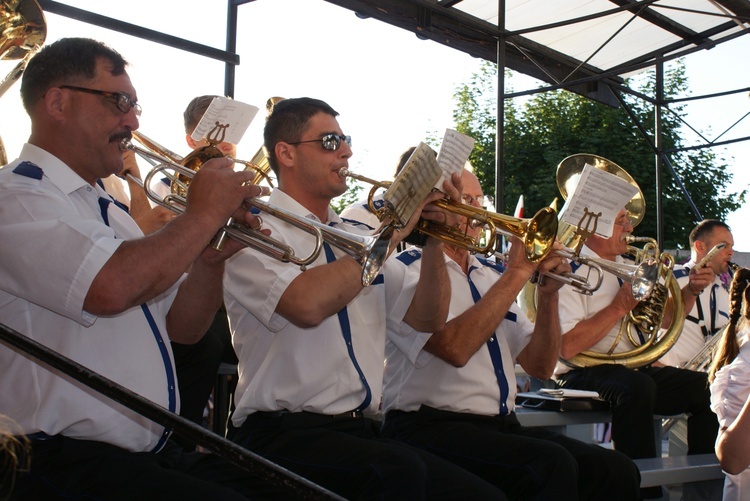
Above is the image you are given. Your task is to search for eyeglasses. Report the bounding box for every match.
[289,133,351,151]
[614,217,633,228]
[59,85,142,117]
[462,194,493,207]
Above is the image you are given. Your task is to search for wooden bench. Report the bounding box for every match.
[515,407,683,456]
[516,408,724,490]
[515,407,611,442]
[634,453,723,488]
[515,407,611,428]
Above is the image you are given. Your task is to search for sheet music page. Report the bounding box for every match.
[383,142,443,226]
[191,96,259,145]
[558,164,639,238]
[434,129,475,190]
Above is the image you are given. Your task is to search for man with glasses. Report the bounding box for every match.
[0,37,284,499]
[552,207,719,498]
[380,168,640,499]
[224,97,504,499]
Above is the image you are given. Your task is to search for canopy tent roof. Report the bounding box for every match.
[323,0,750,106]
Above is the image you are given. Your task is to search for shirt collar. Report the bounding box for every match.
[19,143,93,197]
[268,189,342,226]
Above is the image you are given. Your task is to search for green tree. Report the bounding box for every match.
[453,61,745,249]
[331,183,364,214]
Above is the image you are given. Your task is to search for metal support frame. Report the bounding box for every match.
[0,322,341,499]
[492,2,748,240]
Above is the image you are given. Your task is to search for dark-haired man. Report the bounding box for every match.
[225,97,504,499]
[660,219,735,368]
[0,37,281,499]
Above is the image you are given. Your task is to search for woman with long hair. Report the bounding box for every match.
[709,266,750,499]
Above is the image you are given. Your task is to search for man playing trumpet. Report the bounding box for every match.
[224,97,503,500]
[379,168,640,500]
[0,37,282,499]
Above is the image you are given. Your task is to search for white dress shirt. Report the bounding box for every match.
[710,337,750,500]
[554,246,638,376]
[382,250,533,416]
[339,194,384,230]
[224,189,416,425]
[0,144,180,453]
[659,260,730,367]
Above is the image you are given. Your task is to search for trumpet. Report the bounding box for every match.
[121,139,391,286]
[339,168,558,262]
[694,242,727,271]
[546,249,605,294]
[496,246,604,294]
[131,131,274,190]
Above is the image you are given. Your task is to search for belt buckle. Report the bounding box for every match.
[333,410,363,419]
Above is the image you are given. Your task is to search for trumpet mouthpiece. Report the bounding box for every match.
[337,167,350,178]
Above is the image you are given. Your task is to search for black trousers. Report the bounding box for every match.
[229,411,506,500]
[11,436,288,500]
[556,364,719,459]
[171,307,237,450]
[381,406,640,501]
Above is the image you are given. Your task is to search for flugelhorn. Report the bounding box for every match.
[339,168,559,262]
[121,139,390,286]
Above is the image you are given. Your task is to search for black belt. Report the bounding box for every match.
[259,410,364,419]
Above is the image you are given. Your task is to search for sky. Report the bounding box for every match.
[1,0,748,249]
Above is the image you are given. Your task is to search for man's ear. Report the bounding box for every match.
[275,142,295,168]
[43,88,67,121]
[185,134,199,149]
[694,239,707,255]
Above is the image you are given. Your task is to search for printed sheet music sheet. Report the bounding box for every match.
[191,96,259,145]
[558,164,639,238]
[434,129,475,190]
[383,142,442,227]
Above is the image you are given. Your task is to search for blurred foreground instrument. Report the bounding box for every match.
[0,0,46,164]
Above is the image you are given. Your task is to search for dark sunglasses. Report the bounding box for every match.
[289,133,351,151]
[59,85,142,117]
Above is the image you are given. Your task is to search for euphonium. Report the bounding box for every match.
[527,154,684,368]
[562,235,684,369]
[121,138,391,286]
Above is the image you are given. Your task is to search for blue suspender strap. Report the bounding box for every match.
[709,285,718,334]
[467,265,510,416]
[323,242,372,412]
[98,197,113,226]
[96,179,130,213]
[98,197,176,451]
[140,304,177,452]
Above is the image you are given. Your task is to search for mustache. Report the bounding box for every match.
[109,131,132,144]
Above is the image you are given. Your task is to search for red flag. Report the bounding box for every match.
[514,195,524,218]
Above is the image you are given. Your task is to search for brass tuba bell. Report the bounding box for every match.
[0,0,46,164]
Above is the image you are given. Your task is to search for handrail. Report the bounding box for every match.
[0,322,343,500]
